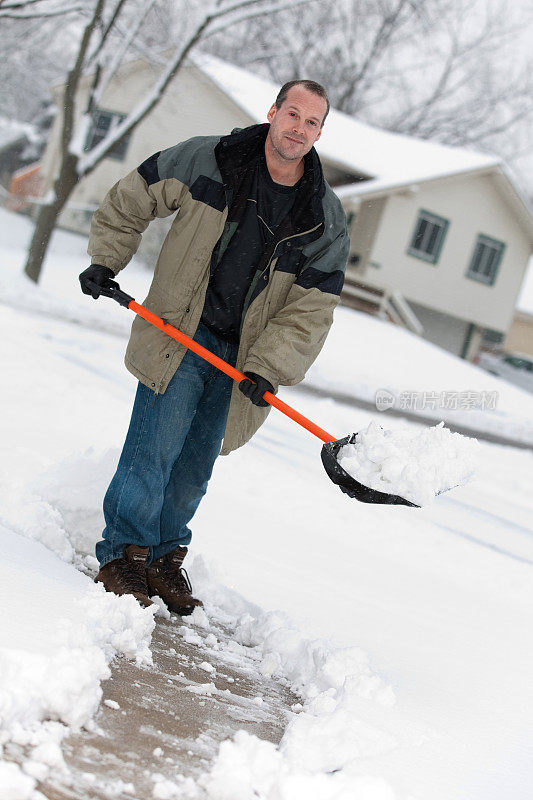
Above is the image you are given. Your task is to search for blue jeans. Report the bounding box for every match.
[96,323,239,567]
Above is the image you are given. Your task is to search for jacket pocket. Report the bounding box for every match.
[126,282,188,376]
[146,281,191,318]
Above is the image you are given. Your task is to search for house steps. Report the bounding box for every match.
[340,274,424,336]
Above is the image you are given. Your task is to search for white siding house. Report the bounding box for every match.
[39,52,533,361]
[506,262,533,357]
[337,171,532,358]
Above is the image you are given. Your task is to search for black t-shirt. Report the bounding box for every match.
[201,156,301,343]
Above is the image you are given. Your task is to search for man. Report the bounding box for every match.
[79,80,349,614]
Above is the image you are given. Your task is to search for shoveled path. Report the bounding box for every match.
[28,612,298,800]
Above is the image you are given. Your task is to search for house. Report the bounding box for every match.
[0,116,37,191]
[38,53,533,361]
[505,261,533,357]
[332,134,533,361]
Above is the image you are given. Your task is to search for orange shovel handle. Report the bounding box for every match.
[128,299,337,445]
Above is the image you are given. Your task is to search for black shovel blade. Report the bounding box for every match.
[321,434,420,508]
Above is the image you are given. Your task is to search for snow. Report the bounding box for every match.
[68,113,92,160]
[0,525,154,790]
[517,259,533,316]
[308,303,533,444]
[337,420,479,506]
[0,116,35,152]
[0,761,40,800]
[193,53,500,185]
[0,526,152,725]
[203,730,397,800]
[1,207,533,798]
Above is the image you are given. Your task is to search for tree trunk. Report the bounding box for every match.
[23,155,80,284]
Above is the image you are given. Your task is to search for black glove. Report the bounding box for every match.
[79,264,117,299]
[238,372,275,407]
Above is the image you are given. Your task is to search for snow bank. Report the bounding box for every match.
[0,761,42,800]
[191,563,401,800]
[0,446,120,573]
[338,421,479,506]
[233,610,394,709]
[204,730,397,800]
[28,446,120,562]
[0,526,154,789]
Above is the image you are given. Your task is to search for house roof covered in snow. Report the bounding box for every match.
[192,53,533,244]
[192,53,500,188]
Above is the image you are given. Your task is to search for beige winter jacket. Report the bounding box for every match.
[88,124,348,454]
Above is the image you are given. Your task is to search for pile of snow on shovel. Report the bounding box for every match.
[338,421,480,506]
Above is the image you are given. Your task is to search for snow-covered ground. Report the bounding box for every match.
[1,208,532,799]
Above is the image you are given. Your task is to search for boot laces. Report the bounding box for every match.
[116,557,149,595]
[179,567,193,594]
[162,559,193,594]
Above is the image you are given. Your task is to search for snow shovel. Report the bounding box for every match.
[90,280,419,508]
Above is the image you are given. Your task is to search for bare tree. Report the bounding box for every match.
[205,0,533,176]
[20,0,310,283]
[0,0,83,19]
[0,15,80,122]
[205,0,440,111]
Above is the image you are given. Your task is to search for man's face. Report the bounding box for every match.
[266,85,326,163]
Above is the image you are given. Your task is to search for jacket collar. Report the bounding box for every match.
[215,123,326,239]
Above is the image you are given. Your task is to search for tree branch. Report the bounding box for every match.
[203,0,312,39]
[87,0,128,64]
[76,0,313,175]
[87,0,157,116]
[61,0,106,158]
[0,0,49,8]
[0,3,82,17]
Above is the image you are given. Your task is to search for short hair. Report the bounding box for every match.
[275,80,330,126]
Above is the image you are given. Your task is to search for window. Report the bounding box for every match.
[84,109,130,161]
[481,328,504,348]
[503,355,533,372]
[466,234,505,286]
[407,210,449,264]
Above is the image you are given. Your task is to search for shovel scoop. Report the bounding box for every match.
[92,280,419,508]
[321,434,419,507]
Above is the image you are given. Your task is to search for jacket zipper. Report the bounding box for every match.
[239,221,324,334]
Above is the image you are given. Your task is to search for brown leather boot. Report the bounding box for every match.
[145,546,203,616]
[95,544,153,608]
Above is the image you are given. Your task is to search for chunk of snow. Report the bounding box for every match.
[202,730,397,800]
[151,772,198,798]
[185,683,216,696]
[178,626,202,645]
[189,606,209,628]
[0,761,39,800]
[337,421,479,506]
[151,596,171,619]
